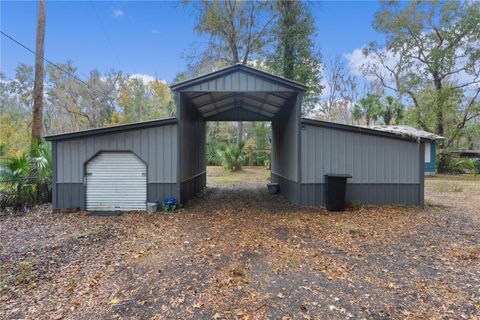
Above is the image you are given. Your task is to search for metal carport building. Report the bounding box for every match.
[46,64,426,211]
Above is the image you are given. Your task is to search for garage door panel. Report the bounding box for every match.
[86,152,146,211]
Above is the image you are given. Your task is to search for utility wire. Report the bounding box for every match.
[89,1,121,68]
[0,30,111,100]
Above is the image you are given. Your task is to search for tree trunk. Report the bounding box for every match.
[433,75,444,136]
[31,0,46,145]
[236,121,243,148]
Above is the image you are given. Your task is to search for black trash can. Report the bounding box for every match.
[324,174,352,211]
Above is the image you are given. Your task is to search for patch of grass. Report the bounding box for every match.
[454,247,480,260]
[425,200,448,214]
[287,257,302,264]
[434,183,464,193]
[207,166,268,185]
[339,220,365,236]
[284,215,302,225]
[76,226,104,239]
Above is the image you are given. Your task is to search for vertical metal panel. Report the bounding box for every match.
[55,124,178,184]
[178,94,207,204]
[52,141,57,208]
[182,70,295,92]
[53,124,179,209]
[300,124,420,184]
[419,142,425,207]
[299,123,422,206]
[270,93,301,204]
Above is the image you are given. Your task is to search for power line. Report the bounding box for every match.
[89,1,121,68]
[0,30,110,99]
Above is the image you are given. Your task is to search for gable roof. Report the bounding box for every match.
[170,63,308,92]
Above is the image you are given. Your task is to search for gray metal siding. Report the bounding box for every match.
[271,94,301,204]
[301,124,420,184]
[56,124,177,184]
[271,173,300,205]
[53,123,178,210]
[178,94,207,204]
[301,184,420,206]
[183,70,295,92]
[300,123,422,206]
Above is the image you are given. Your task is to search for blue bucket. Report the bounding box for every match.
[162,197,177,211]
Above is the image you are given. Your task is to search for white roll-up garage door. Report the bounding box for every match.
[86,152,147,211]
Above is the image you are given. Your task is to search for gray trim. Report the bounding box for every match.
[296,93,303,197]
[301,118,430,143]
[180,170,207,183]
[45,118,177,141]
[300,183,421,206]
[180,172,206,205]
[272,172,300,205]
[270,171,297,183]
[419,142,425,208]
[147,183,179,203]
[170,64,308,92]
[52,141,57,209]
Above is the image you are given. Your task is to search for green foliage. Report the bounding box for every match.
[457,159,479,176]
[354,94,382,126]
[218,143,244,172]
[382,96,404,125]
[206,141,226,166]
[267,0,323,116]
[367,1,480,136]
[0,154,36,207]
[187,0,273,65]
[118,78,173,123]
[0,140,52,208]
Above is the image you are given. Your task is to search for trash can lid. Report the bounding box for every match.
[325,174,352,178]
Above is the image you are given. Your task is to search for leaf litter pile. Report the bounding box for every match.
[1,177,480,319]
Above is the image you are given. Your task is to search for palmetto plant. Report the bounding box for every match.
[218,144,244,172]
[0,154,35,207]
[0,140,52,208]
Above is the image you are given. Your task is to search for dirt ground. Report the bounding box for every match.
[1,169,479,319]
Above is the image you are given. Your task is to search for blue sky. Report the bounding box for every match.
[1,1,383,83]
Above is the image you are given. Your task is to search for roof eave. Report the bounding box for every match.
[44,117,177,141]
[301,118,430,143]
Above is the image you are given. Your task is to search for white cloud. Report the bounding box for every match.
[344,48,368,78]
[112,9,124,18]
[129,74,167,85]
[344,47,403,84]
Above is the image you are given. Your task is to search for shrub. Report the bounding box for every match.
[206,141,225,166]
[457,158,479,176]
[218,144,244,171]
[0,140,52,208]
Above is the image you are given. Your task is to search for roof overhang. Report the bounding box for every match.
[171,64,307,121]
[301,119,433,143]
[44,117,177,141]
[184,91,296,120]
